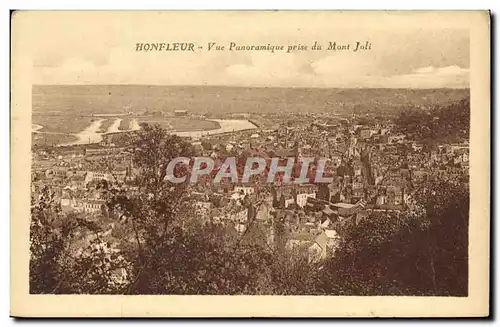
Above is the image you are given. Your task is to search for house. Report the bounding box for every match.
[353,160,363,176]
[310,232,328,261]
[355,211,369,225]
[296,191,316,208]
[84,171,114,186]
[235,223,247,234]
[82,199,107,214]
[230,191,245,202]
[352,188,364,200]
[225,207,249,224]
[320,217,332,229]
[352,176,364,190]
[194,201,211,217]
[360,128,371,139]
[412,142,424,152]
[330,154,342,168]
[191,141,204,153]
[61,197,78,212]
[285,231,329,262]
[332,199,367,216]
[110,267,129,287]
[234,186,255,196]
[454,149,469,164]
[387,186,403,205]
[376,194,388,206]
[286,232,316,250]
[210,208,224,223]
[255,201,273,222]
[174,110,188,117]
[388,135,406,144]
[430,150,439,161]
[321,205,336,221]
[324,229,341,255]
[412,170,428,182]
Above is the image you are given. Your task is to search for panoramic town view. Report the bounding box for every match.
[30,85,470,295]
[24,11,473,297]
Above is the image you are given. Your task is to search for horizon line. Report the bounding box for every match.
[32,84,471,91]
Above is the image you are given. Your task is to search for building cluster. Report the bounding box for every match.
[32,111,469,263]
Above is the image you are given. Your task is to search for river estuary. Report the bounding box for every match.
[33,118,257,146]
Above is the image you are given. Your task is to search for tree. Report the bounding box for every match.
[29,186,64,293]
[201,139,213,152]
[105,124,197,292]
[30,186,130,294]
[395,97,470,146]
[321,180,469,296]
[107,123,325,295]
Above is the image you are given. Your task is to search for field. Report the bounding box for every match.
[32,133,78,147]
[32,114,222,139]
[97,119,115,133]
[32,114,95,133]
[137,117,220,132]
[118,118,131,131]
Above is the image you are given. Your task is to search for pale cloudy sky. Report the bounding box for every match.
[23,11,470,88]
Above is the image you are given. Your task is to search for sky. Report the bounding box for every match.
[21,11,470,88]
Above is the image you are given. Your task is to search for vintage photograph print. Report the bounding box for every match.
[11,11,490,317]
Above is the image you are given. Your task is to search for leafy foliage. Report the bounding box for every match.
[395,97,470,146]
[30,123,469,296]
[321,180,469,296]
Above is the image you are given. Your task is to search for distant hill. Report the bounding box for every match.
[33,85,469,116]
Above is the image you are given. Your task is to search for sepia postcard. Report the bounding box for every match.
[11,10,490,317]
